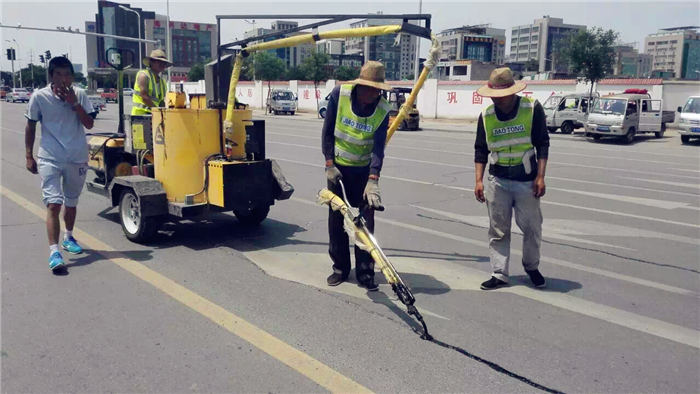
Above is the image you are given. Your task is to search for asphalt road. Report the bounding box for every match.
[2,101,699,393]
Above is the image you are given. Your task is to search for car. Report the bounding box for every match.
[5,88,30,103]
[318,93,330,118]
[266,89,297,115]
[677,96,700,144]
[88,95,106,119]
[122,88,134,96]
[96,88,105,94]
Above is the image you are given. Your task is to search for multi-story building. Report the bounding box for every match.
[645,27,700,79]
[612,44,652,78]
[437,25,506,65]
[345,17,418,80]
[317,39,345,56]
[243,21,315,70]
[87,1,217,83]
[509,16,585,73]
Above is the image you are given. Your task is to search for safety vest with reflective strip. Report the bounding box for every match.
[483,96,535,169]
[333,84,391,167]
[131,68,167,115]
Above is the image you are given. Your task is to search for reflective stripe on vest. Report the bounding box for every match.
[333,84,390,167]
[483,96,535,168]
[132,69,166,115]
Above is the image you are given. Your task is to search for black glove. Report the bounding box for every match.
[325,165,342,185]
[363,178,383,210]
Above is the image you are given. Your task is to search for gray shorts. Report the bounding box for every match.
[38,159,88,207]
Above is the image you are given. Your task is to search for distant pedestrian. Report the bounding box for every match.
[473,67,550,290]
[24,56,95,271]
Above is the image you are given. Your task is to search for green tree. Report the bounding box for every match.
[525,58,539,72]
[284,66,307,81]
[560,27,619,104]
[301,51,331,117]
[334,65,360,81]
[73,71,87,86]
[187,62,205,81]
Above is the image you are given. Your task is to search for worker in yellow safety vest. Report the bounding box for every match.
[473,67,550,291]
[131,49,171,115]
[322,61,392,291]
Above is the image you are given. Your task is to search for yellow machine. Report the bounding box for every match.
[87,13,439,243]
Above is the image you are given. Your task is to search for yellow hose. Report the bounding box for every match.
[386,35,441,144]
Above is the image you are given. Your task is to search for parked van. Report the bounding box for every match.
[543,92,598,134]
[266,89,297,115]
[585,89,674,144]
[677,96,700,144]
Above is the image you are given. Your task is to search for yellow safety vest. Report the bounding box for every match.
[483,96,536,171]
[333,84,391,167]
[132,68,166,115]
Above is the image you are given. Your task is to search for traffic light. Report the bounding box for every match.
[45,50,51,60]
[39,55,45,63]
[6,48,15,60]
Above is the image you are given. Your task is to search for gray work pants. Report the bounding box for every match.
[485,175,542,282]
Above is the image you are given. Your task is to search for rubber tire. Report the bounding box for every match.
[561,121,574,134]
[234,205,270,226]
[655,130,664,138]
[273,110,278,115]
[681,135,690,144]
[401,121,409,130]
[90,112,97,119]
[290,111,295,115]
[624,127,636,144]
[548,127,558,133]
[319,108,327,118]
[592,134,601,141]
[119,189,160,243]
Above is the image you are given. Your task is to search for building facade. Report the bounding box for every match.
[613,44,652,78]
[437,25,506,65]
[244,21,315,69]
[346,18,418,80]
[509,16,586,73]
[645,27,700,79]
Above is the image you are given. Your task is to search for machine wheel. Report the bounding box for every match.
[119,189,160,243]
[234,206,270,226]
[681,135,690,144]
[561,121,574,134]
[624,127,636,144]
[319,108,327,118]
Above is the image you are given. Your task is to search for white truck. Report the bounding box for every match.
[677,96,700,144]
[543,92,598,134]
[585,90,674,144]
[266,89,297,115]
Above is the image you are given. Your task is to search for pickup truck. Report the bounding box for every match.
[677,96,700,144]
[543,92,598,134]
[100,88,118,103]
[585,90,674,144]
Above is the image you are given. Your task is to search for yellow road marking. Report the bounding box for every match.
[1,186,372,394]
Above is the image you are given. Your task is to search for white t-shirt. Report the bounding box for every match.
[25,85,93,163]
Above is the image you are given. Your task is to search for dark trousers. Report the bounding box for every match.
[328,165,375,280]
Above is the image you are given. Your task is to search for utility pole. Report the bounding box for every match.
[13,39,22,88]
[413,0,422,82]
[29,49,34,88]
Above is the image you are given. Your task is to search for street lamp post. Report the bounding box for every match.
[118,5,142,68]
[13,39,22,88]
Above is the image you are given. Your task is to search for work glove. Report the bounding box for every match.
[325,165,342,185]
[363,178,384,210]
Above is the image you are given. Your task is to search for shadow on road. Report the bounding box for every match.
[510,275,582,293]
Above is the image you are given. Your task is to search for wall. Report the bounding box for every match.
[178,78,700,124]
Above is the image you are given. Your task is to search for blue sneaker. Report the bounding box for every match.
[61,236,83,254]
[49,251,65,271]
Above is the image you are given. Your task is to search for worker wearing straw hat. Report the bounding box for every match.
[322,60,393,291]
[131,49,172,115]
[473,67,550,290]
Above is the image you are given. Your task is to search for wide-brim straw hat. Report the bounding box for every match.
[143,49,173,67]
[477,67,526,98]
[347,61,393,91]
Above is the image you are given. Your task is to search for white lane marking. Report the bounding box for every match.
[624,177,700,190]
[271,157,700,229]
[244,250,449,321]
[268,139,700,181]
[550,187,693,210]
[246,250,700,349]
[289,197,696,296]
[411,205,699,247]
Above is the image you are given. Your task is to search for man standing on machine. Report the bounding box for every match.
[131,49,172,115]
[322,61,392,291]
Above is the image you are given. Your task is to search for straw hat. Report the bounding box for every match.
[348,61,393,91]
[477,67,526,98]
[143,49,173,67]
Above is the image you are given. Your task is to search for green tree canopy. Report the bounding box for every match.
[301,51,331,84]
[187,62,205,82]
[334,65,360,81]
[560,27,619,99]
